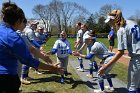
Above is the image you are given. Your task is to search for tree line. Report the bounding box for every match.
[31,0,140,36]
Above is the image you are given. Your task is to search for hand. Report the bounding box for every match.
[46,51,51,55]
[53,62,61,67]
[40,46,44,51]
[46,57,53,64]
[98,64,107,75]
[74,45,77,49]
[53,65,64,75]
[72,51,80,56]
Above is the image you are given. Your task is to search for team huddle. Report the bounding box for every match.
[0,1,140,93]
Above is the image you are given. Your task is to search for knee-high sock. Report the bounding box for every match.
[21,65,29,79]
[98,79,104,91]
[89,62,93,75]
[107,78,113,87]
[78,58,83,69]
[93,61,98,71]
[61,75,64,79]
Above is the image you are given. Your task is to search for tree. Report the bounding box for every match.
[32,0,90,34]
[128,10,140,26]
[32,4,53,33]
[61,2,90,33]
[97,16,110,33]
[86,14,96,30]
[99,4,121,18]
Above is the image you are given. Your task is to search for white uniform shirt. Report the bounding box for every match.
[53,39,71,58]
[16,31,32,48]
[24,26,36,41]
[90,42,114,60]
[117,20,140,56]
[83,30,90,43]
[76,29,84,43]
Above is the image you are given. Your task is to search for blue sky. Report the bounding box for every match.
[0,0,140,19]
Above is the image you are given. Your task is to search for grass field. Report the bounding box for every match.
[20,37,128,92]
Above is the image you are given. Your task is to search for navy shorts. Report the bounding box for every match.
[109,40,114,46]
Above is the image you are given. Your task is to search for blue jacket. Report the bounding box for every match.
[0,23,40,75]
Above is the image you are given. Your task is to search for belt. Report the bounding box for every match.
[102,54,113,60]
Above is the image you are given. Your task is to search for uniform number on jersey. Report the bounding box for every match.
[61,50,66,54]
[131,25,140,41]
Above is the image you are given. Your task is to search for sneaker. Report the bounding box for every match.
[64,71,68,76]
[35,71,43,74]
[60,78,64,84]
[77,68,84,72]
[86,74,93,78]
[21,78,31,85]
[93,89,107,93]
[105,86,114,91]
[76,66,80,69]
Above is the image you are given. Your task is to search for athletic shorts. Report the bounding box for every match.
[109,40,114,46]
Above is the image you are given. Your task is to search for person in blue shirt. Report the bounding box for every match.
[0,2,63,93]
[108,27,115,52]
[17,30,53,85]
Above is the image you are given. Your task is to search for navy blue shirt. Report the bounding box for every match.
[108,30,115,40]
[0,23,40,75]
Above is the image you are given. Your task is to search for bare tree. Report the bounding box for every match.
[61,2,90,33]
[32,0,90,34]
[49,0,63,32]
[99,4,121,17]
[32,4,46,28]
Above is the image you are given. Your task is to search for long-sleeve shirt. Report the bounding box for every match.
[0,23,40,75]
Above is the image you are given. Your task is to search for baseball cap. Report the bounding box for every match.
[38,26,44,30]
[84,34,96,40]
[31,21,39,25]
[104,15,115,23]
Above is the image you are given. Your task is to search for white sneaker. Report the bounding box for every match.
[76,66,80,69]
[105,86,114,91]
[35,71,43,74]
[77,68,84,72]
[86,74,93,78]
[93,89,106,93]
[21,78,31,85]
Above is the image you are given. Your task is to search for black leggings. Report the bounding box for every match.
[0,74,21,93]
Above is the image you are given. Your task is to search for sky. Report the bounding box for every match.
[0,0,140,19]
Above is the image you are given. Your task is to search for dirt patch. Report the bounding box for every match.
[112,48,130,66]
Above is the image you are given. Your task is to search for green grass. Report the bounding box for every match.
[20,37,89,93]
[110,62,128,84]
[20,65,89,93]
[20,37,128,92]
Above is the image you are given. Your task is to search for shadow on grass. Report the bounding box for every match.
[113,88,128,93]
[110,74,117,78]
[27,90,54,93]
[31,76,60,84]
[31,75,98,89]
[84,69,97,72]
[70,80,97,89]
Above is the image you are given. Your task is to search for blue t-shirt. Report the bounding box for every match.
[108,30,115,40]
[0,23,40,75]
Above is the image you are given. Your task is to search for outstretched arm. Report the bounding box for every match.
[77,43,86,52]
[38,62,64,75]
[98,50,124,75]
[29,46,53,64]
[73,51,94,59]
